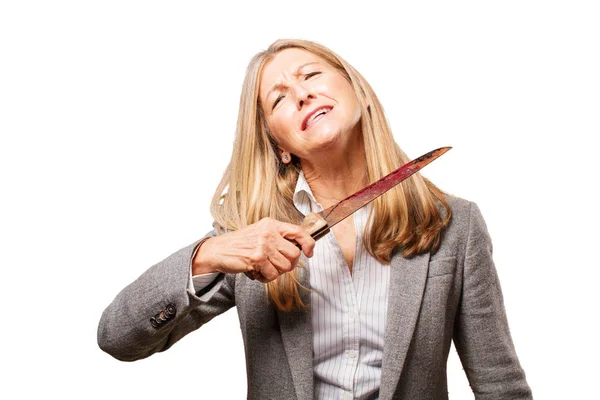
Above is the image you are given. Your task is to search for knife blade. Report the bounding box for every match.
[301,146,452,240]
[245,146,451,279]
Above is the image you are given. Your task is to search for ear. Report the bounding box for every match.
[279,149,292,164]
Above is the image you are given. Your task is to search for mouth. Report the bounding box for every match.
[302,106,334,131]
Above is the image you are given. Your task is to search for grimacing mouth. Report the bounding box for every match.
[302,105,334,131]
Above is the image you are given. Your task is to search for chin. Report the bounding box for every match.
[308,126,343,149]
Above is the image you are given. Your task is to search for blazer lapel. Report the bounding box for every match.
[379,250,431,400]
[276,266,314,400]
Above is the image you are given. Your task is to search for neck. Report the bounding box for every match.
[301,132,369,209]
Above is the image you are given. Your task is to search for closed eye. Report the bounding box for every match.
[271,72,321,110]
[272,94,284,110]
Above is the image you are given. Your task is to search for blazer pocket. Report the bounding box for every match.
[427,256,457,278]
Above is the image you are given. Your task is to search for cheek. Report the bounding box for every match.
[338,88,361,122]
[266,117,290,147]
[268,108,297,140]
[330,78,360,111]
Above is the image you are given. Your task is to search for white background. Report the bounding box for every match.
[1,1,599,398]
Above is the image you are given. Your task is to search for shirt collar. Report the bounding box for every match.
[293,170,323,216]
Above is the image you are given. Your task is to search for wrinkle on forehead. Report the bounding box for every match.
[259,49,324,104]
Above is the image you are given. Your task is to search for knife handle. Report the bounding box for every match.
[301,212,330,241]
[244,213,330,280]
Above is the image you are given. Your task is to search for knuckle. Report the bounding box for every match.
[292,246,302,259]
[281,259,293,272]
[259,265,278,281]
[291,258,300,268]
[248,250,265,264]
[260,231,274,242]
[258,240,271,256]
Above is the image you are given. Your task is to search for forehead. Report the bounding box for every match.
[259,48,325,99]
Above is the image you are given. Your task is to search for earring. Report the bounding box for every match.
[282,152,290,162]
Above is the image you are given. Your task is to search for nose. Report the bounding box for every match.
[292,83,315,110]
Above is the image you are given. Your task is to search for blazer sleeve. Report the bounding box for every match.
[97,231,236,361]
[453,202,533,399]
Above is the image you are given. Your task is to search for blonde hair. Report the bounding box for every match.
[211,39,451,311]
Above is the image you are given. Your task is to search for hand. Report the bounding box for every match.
[192,218,315,283]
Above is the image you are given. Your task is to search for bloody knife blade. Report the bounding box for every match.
[299,146,452,241]
[244,146,451,279]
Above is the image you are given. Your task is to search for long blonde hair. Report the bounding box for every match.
[211,39,451,311]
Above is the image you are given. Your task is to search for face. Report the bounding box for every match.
[258,48,362,162]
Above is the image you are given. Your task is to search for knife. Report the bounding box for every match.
[245,146,451,279]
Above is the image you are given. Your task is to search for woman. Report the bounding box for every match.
[98,39,532,399]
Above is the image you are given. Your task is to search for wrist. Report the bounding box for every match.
[192,238,220,275]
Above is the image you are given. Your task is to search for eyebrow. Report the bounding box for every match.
[265,61,320,102]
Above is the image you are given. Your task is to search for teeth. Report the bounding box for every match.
[306,108,330,128]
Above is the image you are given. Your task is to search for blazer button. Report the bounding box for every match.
[165,304,176,318]
[150,317,160,329]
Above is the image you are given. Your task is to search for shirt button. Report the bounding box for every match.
[349,311,356,321]
[347,350,357,359]
[344,391,353,400]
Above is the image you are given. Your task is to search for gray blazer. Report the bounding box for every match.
[98,196,532,399]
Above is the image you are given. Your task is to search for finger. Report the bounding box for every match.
[244,270,259,280]
[255,273,273,284]
[290,233,315,258]
[275,235,302,262]
[274,221,316,258]
[246,261,273,283]
[256,259,280,282]
[268,248,294,273]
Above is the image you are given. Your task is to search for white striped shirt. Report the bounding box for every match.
[294,171,390,400]
[191,172,391,400]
